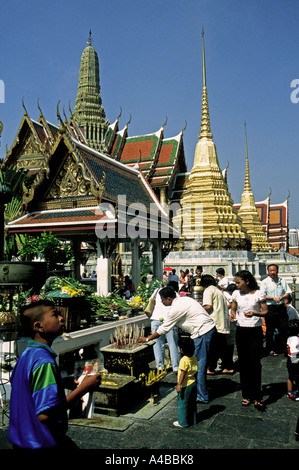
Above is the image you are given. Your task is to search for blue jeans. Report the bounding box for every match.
[177,381,197,427]
[151,320,181,370]
[193,327,216,403]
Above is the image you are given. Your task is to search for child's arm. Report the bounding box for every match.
[65,373,101,406]
[38,374,101,423]
[176,370,186,393]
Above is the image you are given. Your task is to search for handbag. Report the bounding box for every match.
[144,289,159,318]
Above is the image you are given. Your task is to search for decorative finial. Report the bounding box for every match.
[243,121,252,192]
[125,113,132,128]
[199,27,212,139]
[162,116,168,129]
[202,27,206,87]
[87,30,93,46]
[116,106,122,121]
[22,96,28,115]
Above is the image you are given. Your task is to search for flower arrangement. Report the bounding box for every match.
[136,279,163,303]
[0,292,18,325]
[0,293,11,311]
[60,286,83,297]
[128,295,144,308]
[23,292,48,305]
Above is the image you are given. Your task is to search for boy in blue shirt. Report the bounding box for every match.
[9,299,101,449]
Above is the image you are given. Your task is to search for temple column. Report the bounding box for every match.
[96,239,111,296]
[131,238,141,288]
[70,236,82,280]
[152,239,163,281]
[227,258,233,282]
[254,255,261,281]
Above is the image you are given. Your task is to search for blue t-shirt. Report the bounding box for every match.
[9,341,68,449]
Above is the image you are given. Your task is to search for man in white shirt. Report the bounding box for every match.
[139,287,216,404]
[260,264,292,355]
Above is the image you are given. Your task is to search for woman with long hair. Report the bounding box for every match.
[230,270,268,410]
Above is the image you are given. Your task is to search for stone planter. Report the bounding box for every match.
[0,261,47,291]
[0,312,18,341]
[100,343,154,378]
[93,375,137,416]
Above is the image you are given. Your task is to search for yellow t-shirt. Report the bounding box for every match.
[177,355,198,388]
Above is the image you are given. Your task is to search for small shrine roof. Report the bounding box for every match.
[73,139,162,208]
[7,207,113,234]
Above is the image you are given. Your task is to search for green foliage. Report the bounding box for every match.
[17,232,75,269]
[136,278,164,302]
[0,164,28,260]
[140,256,153,278]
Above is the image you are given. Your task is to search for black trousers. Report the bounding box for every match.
[236,326,263,401]
[265,304,288,354]
[207,331,228,371]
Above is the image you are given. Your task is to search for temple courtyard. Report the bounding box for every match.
[0,351,298,453]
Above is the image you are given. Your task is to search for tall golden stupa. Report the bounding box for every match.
[174,30,250,251]
[237,123,271,252]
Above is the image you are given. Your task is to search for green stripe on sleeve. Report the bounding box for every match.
[31,363,58,393]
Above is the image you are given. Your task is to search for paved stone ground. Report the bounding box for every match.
[0,353,298,454]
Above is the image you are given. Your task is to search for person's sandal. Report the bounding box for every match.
[254,401,266,411]
[241,398,251,406]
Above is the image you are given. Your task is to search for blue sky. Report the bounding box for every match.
[1,0,299,228]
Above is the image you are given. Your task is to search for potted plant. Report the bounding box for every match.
[17,232,74,272]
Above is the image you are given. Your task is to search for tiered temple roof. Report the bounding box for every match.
[104,116,187,197]
[6,111,177,241]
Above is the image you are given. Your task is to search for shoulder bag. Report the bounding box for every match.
[144,289,159,318]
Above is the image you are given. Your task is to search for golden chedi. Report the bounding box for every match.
[237,123,271,252]
[174,30,250,251]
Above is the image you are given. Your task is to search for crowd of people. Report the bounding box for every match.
[140,264,299,429]
[7,263,299,448]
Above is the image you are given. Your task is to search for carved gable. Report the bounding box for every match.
[18,130,41,156]
[48,154,90,198]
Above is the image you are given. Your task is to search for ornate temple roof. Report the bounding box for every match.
[104,115,187,190]
[6,110,178,239]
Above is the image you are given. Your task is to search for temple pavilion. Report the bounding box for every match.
[4,33,183,293]
[5,104,179,293]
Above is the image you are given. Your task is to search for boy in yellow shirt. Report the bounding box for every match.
[174,337,198,428]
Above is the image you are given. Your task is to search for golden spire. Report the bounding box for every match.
[238,122,271,251]
[243,122,252,192]
[172,30,250,251]
[199,28,213,140]
[240,122,255,208]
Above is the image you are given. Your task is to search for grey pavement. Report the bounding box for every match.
[0,352,298,454]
